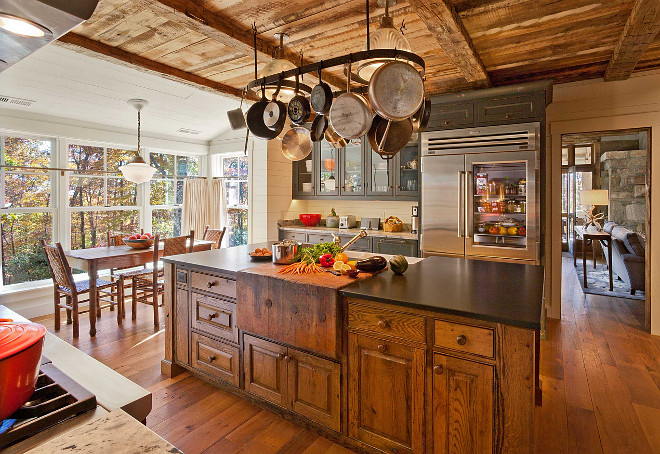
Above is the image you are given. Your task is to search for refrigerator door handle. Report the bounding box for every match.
[458,171,465,238]
[465,170,472,238]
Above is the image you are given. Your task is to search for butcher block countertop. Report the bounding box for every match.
[164,244,543,330]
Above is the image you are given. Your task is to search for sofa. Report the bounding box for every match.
[601,222,646,295]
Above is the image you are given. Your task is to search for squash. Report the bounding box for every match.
[389,255,409,275]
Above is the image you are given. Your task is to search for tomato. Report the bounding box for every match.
[334,252,348,263]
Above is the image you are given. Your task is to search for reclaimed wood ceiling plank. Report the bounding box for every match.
[605,0,660,81]
[57,33,246,99]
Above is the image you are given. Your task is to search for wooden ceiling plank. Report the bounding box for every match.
[407,0,491,87]
[147,0,345,88]
[56,32,245,100]
[605,0,660,81]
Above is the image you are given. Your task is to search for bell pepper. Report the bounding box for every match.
[319,253,335,268]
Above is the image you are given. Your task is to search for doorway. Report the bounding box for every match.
[560,128,651,330]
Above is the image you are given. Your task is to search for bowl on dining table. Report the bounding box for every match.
[123,237,154,249]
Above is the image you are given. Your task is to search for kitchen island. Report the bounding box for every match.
[161,243,543,454]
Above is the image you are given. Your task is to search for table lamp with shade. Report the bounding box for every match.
[580,189,609,230]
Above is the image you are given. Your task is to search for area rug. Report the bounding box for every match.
[575,264,645,300]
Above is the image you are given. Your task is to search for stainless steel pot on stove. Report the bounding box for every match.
[272,240,300,264]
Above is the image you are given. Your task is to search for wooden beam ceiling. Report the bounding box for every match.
[56,32,246,100]
[407,0,491,87]
[605,0,660,81]
[146,0,346,89]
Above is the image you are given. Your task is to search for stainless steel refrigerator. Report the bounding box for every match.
[420,123,540,263]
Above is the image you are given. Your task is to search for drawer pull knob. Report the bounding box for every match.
[208,313,217,320]
[265,299,272,308]
[208,355,217,362]
[456,335,467,346]
[277,353,284,360]
[207,281,218,288]
[377,344,387,353]
[433,365,444,375]
[377,319,389,329]
[291,305,298,314]
[285,355,292,363]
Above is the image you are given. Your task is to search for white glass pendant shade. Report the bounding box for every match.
[357,15,411,81]
[120,99,156,184]
[258,58,296,78]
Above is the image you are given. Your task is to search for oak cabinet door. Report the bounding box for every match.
[432,353,493,454]
[288,349,341,432]
[348,332,425,454]
[191,333,240,387]
[243,334,288,408]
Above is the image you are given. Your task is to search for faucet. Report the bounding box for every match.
[331,230,368,253]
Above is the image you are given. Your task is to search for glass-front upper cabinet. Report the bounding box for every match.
[366,147,392,196]
[319,141,339,196]
[395,143,420,197]
[340,140,365,196]
[293,154,315,196]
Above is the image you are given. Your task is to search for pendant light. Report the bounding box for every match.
[258,33,297,101]
[355,0,411,83]
[119,99,156,184]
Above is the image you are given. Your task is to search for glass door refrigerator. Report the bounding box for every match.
[420,123,540,263]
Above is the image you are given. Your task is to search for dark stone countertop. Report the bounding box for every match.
[162,242,275,277]
[340,256,544,330]
[163,244,544,329]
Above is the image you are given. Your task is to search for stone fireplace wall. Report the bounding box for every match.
[599,135,647,236]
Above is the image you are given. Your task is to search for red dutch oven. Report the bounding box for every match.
[0,319,46,420]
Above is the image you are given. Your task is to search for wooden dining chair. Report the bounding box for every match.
[41,240,118,338]
[107,230,146,321]
[203,225,226,249]
[131,230,195,327]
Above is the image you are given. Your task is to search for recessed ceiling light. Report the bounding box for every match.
[0,13,51,38]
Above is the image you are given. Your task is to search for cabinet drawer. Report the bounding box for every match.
[279,230,307,242]
[191,332,240,386]
[434,319,494,358]
[476,94,542,124]
[429,101,475,130]
[191,271,236,299]
[192,293,238,344]
[340,235,371,252]
[373,238,418,257]
[348,303,426,344]
[307,233,335,244]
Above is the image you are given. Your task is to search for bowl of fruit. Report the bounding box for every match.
[123,233,154,249]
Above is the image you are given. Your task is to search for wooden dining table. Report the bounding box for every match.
[64,240,213,336]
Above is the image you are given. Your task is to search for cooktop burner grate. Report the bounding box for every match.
[0,358,97,449]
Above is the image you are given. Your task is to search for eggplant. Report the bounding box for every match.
[355,256,387,273]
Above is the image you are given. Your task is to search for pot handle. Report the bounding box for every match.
[272,75,283,100]
[378,119,392,153]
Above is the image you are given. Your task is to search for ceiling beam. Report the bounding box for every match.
[56,32,246,100]
[407,0,491,87]
[146,0,346,89]
[605,0,660,81]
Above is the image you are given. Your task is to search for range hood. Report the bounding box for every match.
[0,0,99,73]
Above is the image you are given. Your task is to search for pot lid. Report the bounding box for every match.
[0,321,46,360]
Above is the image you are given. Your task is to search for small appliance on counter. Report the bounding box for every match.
[339,215,357,229]
[411,205,419,234]
[360,217,380,230]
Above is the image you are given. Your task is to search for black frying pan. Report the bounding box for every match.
[310,114,328,142]
[310,66,333,114]
[246,84,280,140]
[288,72,311,125]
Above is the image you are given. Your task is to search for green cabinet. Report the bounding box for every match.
[294,136,418,201]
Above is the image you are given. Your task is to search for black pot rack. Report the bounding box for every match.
[246,49,425,97]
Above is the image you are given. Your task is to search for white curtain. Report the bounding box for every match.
[182,178,225,238]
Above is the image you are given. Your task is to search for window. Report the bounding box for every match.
[68,144,140,249]
[221,155,248,246]
[150,152,199,237]
[0,136,55,285]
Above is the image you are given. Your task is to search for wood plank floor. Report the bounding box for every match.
[32,256,659,453]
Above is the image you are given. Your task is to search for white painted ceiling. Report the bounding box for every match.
[0,44,237,141]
